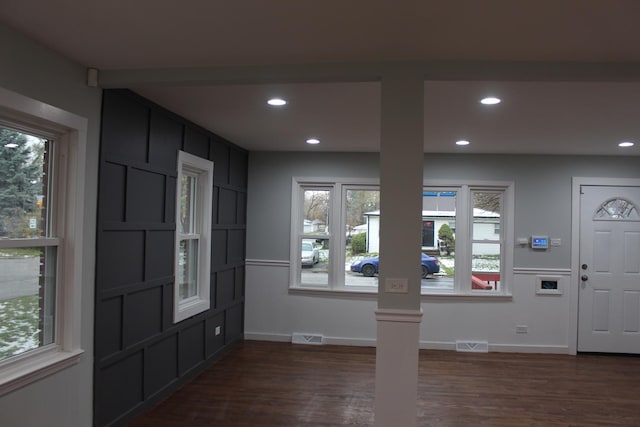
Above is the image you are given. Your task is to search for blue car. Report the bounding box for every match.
[350,253,440,279]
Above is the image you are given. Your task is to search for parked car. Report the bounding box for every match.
[350,253,440,278]
[301,241,319,266]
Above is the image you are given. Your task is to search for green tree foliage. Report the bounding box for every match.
[351,232,367,254]
[0,128,43,237]
[438,223,455,255]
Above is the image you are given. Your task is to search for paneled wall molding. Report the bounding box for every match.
[94,89,247,426]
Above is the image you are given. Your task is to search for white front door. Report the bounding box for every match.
[578,185,640,353]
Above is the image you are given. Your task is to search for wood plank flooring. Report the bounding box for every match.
[129,341,640,426]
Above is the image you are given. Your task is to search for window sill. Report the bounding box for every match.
[289,285,512,301]
[420,292,513,301]
[290,286,379,297]
[0,347,84,397]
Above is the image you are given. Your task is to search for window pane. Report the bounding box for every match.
[301,238,330,287]
[473,192,501,239]
[345,189,380,287]
[302,189,330,235]
[0,246,56,361]
[180,174,196,234]
[0,129,49,238]
[472,243,501,291]
[472,191,501,291]
[178,239,198,299]
[422,191,456,291]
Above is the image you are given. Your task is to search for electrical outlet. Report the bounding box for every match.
[516,325,528,334]
[215,326,221,336]
[385,278,408,293]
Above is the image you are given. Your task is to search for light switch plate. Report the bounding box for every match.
[385,278,409,293]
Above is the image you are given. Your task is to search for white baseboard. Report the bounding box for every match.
[245,332,376,347]
[488,343,570,354]
[244,332,292,342]
[245,333,571,354]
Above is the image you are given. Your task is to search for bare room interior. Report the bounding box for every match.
[1,1,640,426]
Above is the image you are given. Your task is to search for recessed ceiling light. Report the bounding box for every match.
[306,138,320,145]
[618,141,635,147]
[480,97,501,105]
[455,140,470,146]
[267,98,287,106]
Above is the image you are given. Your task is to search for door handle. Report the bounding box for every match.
[581,275,589,282]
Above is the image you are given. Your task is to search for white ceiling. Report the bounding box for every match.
[2,0,640,155]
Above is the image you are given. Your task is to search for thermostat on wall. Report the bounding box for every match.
[530,236,549,249]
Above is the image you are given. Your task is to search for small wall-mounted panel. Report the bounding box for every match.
[536,275,563,295]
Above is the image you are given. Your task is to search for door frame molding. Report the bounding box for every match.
[570,177,640,354]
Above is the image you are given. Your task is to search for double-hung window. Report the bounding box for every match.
[291,178,380,291]
[290,178,512,296]
[174,151,213,323]
[421,183,513,295]
[0,127,56,361]
[0,87,87,395]
[295,185,334,288]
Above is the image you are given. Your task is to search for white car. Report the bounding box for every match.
[301,241,319,266]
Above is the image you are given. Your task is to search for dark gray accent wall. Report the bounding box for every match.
[94,89,247,427]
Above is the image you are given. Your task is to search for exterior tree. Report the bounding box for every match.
[304,190,329,224]
[438,223,455,255]
[0,128,42,237]
[345,189,380,231]
[473,192,501,213]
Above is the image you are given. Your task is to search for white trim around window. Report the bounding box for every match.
[0,86,87,396]
[173,151,213,323]
[289,177,514,297]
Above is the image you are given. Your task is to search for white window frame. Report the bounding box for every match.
[0,87,87,396]
[173,151,213,323]
[290,177,513,297]
[290,177,380,292]
[290,182,336,289]
[422,181,514,296]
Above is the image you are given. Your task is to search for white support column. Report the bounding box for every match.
[375,309,423,427]
[375,71,424,426]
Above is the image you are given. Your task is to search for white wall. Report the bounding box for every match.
[245,151,640,353]
[0,24,100,426]
[246,262,570,352]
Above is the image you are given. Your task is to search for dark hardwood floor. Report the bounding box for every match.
[130,341,640,426]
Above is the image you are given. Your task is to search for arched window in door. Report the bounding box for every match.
[594,197,639,220]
